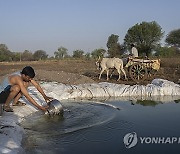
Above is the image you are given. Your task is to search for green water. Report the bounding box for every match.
[22,98,180,154]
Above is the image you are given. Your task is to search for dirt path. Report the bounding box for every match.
[0,59,180,85]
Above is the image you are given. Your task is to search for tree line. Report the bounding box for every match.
[0,21,180,62]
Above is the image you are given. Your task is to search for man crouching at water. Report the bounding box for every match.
[0,66,52,112]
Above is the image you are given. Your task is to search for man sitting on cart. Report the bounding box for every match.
[130,43,138,58]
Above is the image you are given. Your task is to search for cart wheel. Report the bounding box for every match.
[129,63,147,83]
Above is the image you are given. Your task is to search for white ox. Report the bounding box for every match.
[96,57,127,81]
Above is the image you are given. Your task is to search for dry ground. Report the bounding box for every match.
[0,58,180,85]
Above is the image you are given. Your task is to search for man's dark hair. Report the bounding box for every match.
[21,66,35,78]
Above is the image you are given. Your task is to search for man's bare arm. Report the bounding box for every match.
[31,79,53,102]
[16,78,47,111]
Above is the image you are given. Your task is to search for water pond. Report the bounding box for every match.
[22,98,180,154]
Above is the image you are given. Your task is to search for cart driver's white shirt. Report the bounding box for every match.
[131,47,138,57]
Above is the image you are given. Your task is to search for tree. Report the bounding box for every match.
[54,46,68,59]
[155,46,177,57]
[21,50,34,61]
[124,21,164,56]
[165,29,180,48]
[107,34,121,57]
[72,49,84,58]
[12,52,21,61]
[33,50,48,60]
[0,44,8,50]
[0,44,14,61]
[91,48,106,59]
[85,52,91,60]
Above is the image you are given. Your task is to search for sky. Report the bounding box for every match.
[0,0,180,56]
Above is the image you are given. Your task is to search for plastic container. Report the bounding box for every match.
[45,99,63,116]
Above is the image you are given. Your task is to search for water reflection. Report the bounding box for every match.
[133,100,160,106]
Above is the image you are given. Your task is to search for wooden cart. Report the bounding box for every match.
[125,57,160,83]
